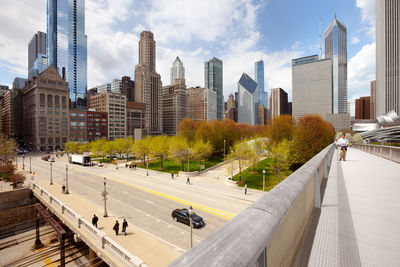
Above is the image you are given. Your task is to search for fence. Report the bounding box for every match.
[29,181,147,267]
[352,144,400,164]
[169,143,335,267]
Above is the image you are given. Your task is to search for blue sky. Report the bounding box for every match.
[0,0,375,115]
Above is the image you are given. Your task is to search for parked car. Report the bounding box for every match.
[171,208,205,228]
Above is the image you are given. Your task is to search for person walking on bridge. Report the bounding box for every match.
[113,220,119,235]
[92,214,98,228]
[337,134,349,161]
[122,219,128,235]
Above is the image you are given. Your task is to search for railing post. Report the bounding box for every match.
[314,167,321,208]
[324,157,328,179]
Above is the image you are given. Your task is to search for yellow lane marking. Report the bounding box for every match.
[37,247,56,267]
[51,161,235,220]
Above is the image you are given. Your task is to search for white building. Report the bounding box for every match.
[170,57,185,85]
[111,79,122,94]
[97,82,111,93]
[238,73,259,125]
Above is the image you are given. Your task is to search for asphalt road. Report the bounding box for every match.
[28,154,257,251]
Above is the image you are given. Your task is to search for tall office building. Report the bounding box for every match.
[13,78,27,90]
[270,88,289,120]
[28,31,46,80]
[205,57,223,120]
[134,31,163,135]
[111,79,122,94]
[255,60,268,108]
[238,73,259,125]
[376,0,400,116]
[187,87,217,122]
[325,13,347,113]
[47,0,88,108]
[122,76,135,101]
[355,96,371,120]
[370,80,376,119]
[170,57,185,85]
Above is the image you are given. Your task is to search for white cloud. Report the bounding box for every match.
[356,0,375,36]
[351,36,360,44]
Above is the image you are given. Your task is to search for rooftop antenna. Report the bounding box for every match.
[320,17,322,59]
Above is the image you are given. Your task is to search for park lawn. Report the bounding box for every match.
[233,158,293,191]
[137,157,224,174]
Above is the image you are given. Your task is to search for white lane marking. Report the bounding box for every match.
[145,199,154,205]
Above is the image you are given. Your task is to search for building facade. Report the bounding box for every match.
[122,76,135,101]
[13,78,27,90]
[355,96,371,120]
[187,87,217,121]
[255,60,268,108]
[28,31,46,81]
[97,83,111,93]
[376,0,400,116]
[162,78,189,135]
[370,80,376,119]
[325,14,348,114]
[270,88,289,120]
[87,92,126,140]
[47,0,87,108]
[126,101,146,138]
[69,110,108,142]
[22,65,69,151]
[205,57,223,120]
[170,57,185,85]
[111,79,122,94]
[134,31,163,135]
[238,73,259,125]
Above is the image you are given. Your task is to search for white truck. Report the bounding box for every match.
[70,154,91,166]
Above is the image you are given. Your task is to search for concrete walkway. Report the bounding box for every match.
[308,148,400,266]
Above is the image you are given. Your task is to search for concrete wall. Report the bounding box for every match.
[0,205,36,228]
[353,144,400,164]
[0,188,35,209]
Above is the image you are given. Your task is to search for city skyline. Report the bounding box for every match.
[0,0,376,115]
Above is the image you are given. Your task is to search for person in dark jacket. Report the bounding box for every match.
[113,220,119,235]
[92,214,98,228]
[122,219,128,235]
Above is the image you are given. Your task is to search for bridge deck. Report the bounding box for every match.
[308,148,400,266]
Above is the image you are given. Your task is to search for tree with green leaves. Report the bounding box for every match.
[248,138,266,172]
[64,141,78,155]
[132,137,151,163]
[352,133,363,144]
[230,139,251,181]
[0,134,17,163]
[90,139,107,160]
[149,136,170,169]
[191,139,213,170]
[169,137,189,171]
[102,140,117,159]
[269,139,291,183]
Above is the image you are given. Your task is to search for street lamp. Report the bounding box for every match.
[187,148,190,172]
[65,165,69,194]
[50,162,53,185]
[146,156,149,176]
[189,205,193,248]
[22,154,25,170]
[29,157,32,173]
[263,169,266,192]
[231,150,234,180]
[223,140,226,161]
[103,177,108,217]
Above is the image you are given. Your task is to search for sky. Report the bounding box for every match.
[0,0,375,116]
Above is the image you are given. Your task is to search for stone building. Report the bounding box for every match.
[126,101,146,138]
[187,86,217,121]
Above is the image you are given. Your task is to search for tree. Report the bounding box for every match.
[132,137,151,163]
[102,140,117,159]
[269,139,291,183]
[248,138,266,172]
[352,133,363,144]
[178,118,198,147]
[149,136,170,169]
[122,137,134,162]
[345,133,352,143]
[64,141,78,155]
[264,115,294,148]
[292,115,335,164]
[90,139,107,160]
[169,137,189,171]
[191,139,213,169]
[8,173,26,189]
[77,142,89,154]
[230,139,251,181]
[0,134,17,163]
[335,131,343,141]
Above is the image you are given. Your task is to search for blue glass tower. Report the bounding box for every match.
[255,60,267,108]
[205,57,223,120]
[47,0,87,108]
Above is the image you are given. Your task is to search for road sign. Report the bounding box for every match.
[101,191,108,198]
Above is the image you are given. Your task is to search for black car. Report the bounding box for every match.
[171,208,205,228]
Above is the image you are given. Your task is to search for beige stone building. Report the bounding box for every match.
[22,65,69,151]
[187,86,217,121]
[270,88,289,119]
[162,78,189,135]
[87,92,126,140]
[126,101,146,138]
[134,31,163,135]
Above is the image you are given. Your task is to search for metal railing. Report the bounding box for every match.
[29,181,147,267]
[169,143,336,267]
[352,143,400,164]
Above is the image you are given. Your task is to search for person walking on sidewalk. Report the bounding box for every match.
[337,134,349,161]
[113,220,119,235]
[62,184,66,194]
[122,219,128,235]
[92,214,98,228]
[244,184,247,195]
[186,176,190,184]
[171,173,174,180]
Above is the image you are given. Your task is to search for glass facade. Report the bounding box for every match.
[205,57,223,120]
[255,60,267,107]
[47,0,87,108]
[33,54,48,78]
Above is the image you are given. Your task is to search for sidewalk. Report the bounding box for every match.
[33,178,182,267]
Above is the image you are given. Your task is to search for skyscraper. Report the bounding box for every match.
[134,31,163,135]
[28,31,46,80]
[325,13,347,114]
[255,60,268,108]
[205,57,223,120]
[270,88,289,120]
[238,73,259,125]
[376,0,400,116]
[47,0,88,108]
[170,57,185,85]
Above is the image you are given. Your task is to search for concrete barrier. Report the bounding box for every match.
[353,144,400,164]
[29,181,147,267]
[169,144,335,267]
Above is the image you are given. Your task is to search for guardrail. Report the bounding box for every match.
[29,181,147,267]
[169,143,335,267]
[352,143,400,164]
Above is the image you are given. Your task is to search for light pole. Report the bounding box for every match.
[189,205,193,248]
[50,162,53,185]
[231,150,234,180]
[146,156,149,176]
[115,158,118,170]
[263,169,266,192]
[103,177,108,217]
[187,148,190,172]
[22,154,25,170]
[65,165,69,194]
[223,140,226,161]
[29,157,32,173]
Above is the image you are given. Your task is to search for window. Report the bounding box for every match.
[70,122,77,126]
[79,113,85,117]
[78,122,85,126]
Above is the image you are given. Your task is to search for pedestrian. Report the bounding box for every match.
[337,134,349,161]
[186,176,190,184]
[244,184,247,195]
[134,164,137,170]
[62,184,66,194]
[171,173,174,180]
[113,220,119,235]
[122,219,128,235]
[92,214,98,228]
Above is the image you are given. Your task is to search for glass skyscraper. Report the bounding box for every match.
[325,14,347,114]
[255,60,268,108]
[205,57,223,120]
[47,0,87,108]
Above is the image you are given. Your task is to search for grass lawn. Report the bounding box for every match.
[136,157,224,174]
[233,158,293,191]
